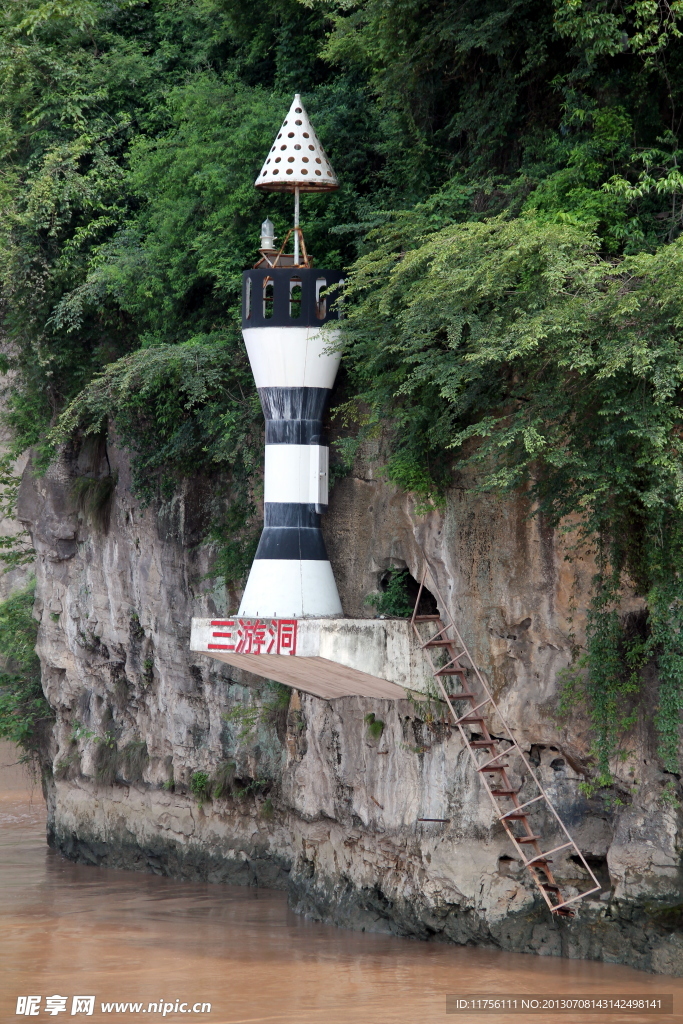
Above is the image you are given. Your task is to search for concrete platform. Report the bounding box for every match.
[189,617,434,700]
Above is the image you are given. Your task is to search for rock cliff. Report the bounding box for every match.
[15,440,683,976]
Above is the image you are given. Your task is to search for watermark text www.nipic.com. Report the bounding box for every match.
[446,995,675,1015]
[16,996,212,1016]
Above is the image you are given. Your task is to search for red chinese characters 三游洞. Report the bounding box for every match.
[208,619,297,655]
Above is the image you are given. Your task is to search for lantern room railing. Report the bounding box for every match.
[242,268,344,329]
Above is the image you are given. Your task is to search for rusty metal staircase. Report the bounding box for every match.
[411,565,600,918]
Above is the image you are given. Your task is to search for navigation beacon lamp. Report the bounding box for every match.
[238,94,344,619]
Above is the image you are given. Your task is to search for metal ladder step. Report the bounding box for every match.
[526,842,574,864]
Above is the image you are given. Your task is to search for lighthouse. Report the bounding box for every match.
[238,95,344,619]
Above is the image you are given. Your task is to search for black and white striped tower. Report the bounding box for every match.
[238,94,344,618]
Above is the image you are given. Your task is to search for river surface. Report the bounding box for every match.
[1,746,681,1024]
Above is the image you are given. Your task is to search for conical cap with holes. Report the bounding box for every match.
[255,94,338,193]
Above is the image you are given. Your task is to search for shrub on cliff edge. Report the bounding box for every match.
[0,581,52,764]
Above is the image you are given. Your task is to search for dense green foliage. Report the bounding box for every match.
[365,568,415,617]
[0,582,51,760]
[364,712,384,740]
[1,0,683,784]
[343,211,683,779]
[54,337,261,494]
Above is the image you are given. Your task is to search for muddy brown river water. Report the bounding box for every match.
[0,746,681,1024]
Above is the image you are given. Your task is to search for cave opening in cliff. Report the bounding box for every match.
[375,567,438,618]
[569,854,611,893]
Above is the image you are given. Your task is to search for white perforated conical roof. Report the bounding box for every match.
[255,94,338,193]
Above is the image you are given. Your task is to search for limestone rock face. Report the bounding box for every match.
[16,444,683,975]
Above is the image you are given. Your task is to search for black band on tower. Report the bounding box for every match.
[259,387,328,445]
[255,524,329,560]
[256,500,329,560]
[264,503,321,528]
[258,387,328,420]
